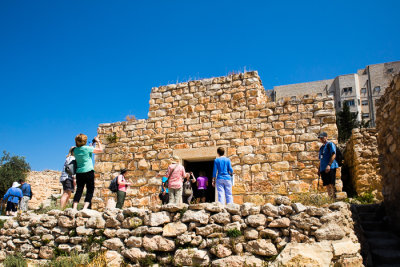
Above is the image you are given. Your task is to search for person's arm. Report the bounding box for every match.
[190,173,196,183]
[228,159,233,176]
[212,160,218,187]
[325,143,336,173]
[117,175,131,186]
[3,190,9,202]
[93,137,104,154]
[205,179,209,187]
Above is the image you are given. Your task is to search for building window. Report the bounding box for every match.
[374,86,381,93]
[358,99,360,105]
[343,87,353,94]
[338,101,341,108]
[304,94,309,98]
[317,93,322,97]
[345,100,355,106]
[361,88,366,94]
[291,96,296,100]
[362,113,370,118]
[362,100,368,106]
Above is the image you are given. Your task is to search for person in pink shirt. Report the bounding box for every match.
[165,156,189,204]
[196,171,209,203]
[116,169,131,209]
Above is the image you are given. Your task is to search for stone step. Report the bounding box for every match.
[364,230,400,240]
[355,204,381,213]
[368,238,400,250]
[371,249,400,264]
[361,221,386,231]
[374,264,400,267]
[358,212,380,222]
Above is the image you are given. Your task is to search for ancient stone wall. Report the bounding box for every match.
[376,73,400,233]
[0,201,362,266]
[344,128,382,200]
[26,170,62,209]
[95,71,341,209]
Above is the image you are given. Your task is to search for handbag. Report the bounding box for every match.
[183,181,193,196]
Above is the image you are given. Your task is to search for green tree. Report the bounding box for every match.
[336,103,359,143]
[0,151,31,197]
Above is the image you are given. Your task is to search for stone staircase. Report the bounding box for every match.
[354,204,400,267]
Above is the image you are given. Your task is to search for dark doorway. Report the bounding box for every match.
[183,160,215,203]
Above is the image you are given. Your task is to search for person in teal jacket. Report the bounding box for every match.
[2,182,23,216]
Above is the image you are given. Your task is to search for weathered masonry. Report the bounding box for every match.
[94,71,341,209]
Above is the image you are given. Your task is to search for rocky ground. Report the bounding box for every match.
[0,198,363,266]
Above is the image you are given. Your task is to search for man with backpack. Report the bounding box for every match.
[318,132,339,199]
[19,179,32,212]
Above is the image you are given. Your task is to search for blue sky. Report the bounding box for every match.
[0,0,399,171]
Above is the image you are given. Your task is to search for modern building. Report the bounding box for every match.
[271,61,400,126]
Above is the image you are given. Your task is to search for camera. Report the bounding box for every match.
[92,138,97,144]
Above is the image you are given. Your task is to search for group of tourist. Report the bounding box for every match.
[2,131,338,214]
[1,179,32,216]
[156,147,234,205]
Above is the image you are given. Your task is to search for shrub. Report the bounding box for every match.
[0,151,31,197]
[226,229,242,238]
[45,252,89,267]
[87,252,108,267]
[0,219,5,229]
[345,191,376,205]
[4,253,27,267]
[106,133,118,143]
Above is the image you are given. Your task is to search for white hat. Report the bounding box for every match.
[12,182,21,188]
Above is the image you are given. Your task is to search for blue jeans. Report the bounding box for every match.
[216,179,233,204]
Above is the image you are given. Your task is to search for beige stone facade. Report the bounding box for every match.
[344,128,382,200]
[94,71,341,209]
[376,72,400,233]
[25,170,62,209]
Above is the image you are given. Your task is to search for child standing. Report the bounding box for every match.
[60,147,76,209]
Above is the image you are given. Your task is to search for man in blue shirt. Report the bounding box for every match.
[212,147,234,204]
[2,182,23,216]
[19,179,32,212]
[318,132,339,199]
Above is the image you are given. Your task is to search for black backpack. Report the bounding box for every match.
[335,144,344,167]
[108,176,119,192]
[320,142,343,167]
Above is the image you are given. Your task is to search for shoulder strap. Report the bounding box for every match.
[168,164,179,179]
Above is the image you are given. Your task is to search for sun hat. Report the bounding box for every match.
[171,155,180,163]
[12,182,21,188]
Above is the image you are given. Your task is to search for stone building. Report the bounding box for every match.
[94,71,342,209]
[272,61,400,126]
[376,72,400,233]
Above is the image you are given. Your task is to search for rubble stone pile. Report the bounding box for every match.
[0,199,362,266]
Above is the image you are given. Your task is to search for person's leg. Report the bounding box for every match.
[165,193,169,204]
[73,173,85,209]
[187,194,193,204]
[6,201,12,216]
[216,179,225,204]
[84,171,95,209]
[176,187,183,205]
[19,196,28,212]
[60,191,71,209]
[116,191,126,209]
[223,179,233,204]
[169,188,176,204]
